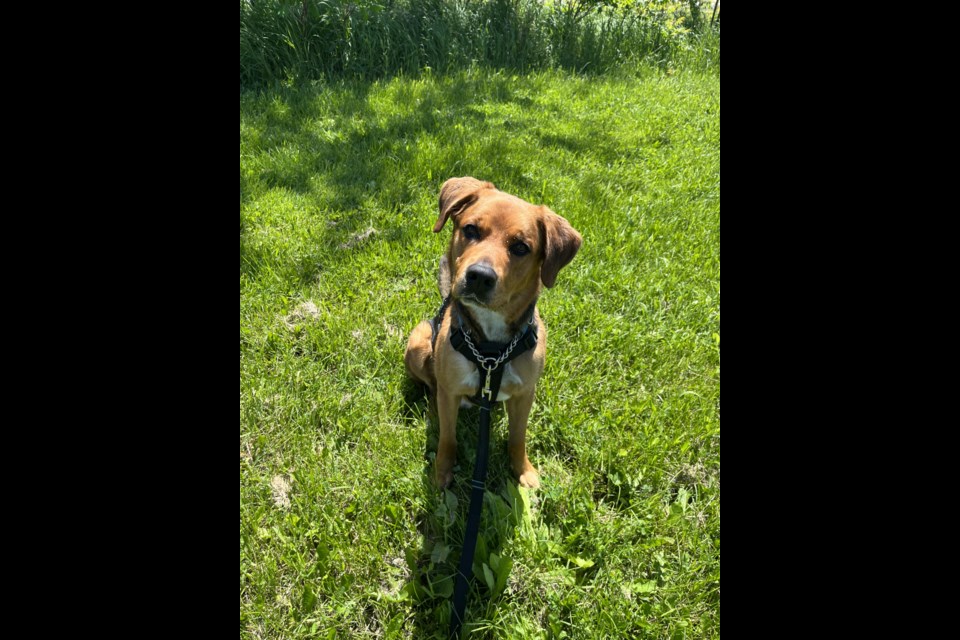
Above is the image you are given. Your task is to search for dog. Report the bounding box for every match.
[405,177,582,489]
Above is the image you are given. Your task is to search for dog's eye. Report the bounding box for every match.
[510,242,531,257]
[462,225,480,240]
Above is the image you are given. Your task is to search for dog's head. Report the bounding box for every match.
[433,177,582,320]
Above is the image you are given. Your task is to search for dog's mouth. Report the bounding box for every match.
[456,288,498,311]
[457,292,486,306]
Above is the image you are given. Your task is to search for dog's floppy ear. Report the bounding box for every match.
[539,207,582,288]
[433,177,495,233]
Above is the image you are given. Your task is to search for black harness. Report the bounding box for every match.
[431,297,538,638]
[432,298,538,401]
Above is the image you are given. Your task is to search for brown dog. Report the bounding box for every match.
[405,177,582,489]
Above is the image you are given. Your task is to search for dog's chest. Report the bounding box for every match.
[453,305,527,400]
[458,362,523,402]
[462,303,512,343]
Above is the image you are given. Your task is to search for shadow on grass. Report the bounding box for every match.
[240,74,552,235]
[239,71,554,279]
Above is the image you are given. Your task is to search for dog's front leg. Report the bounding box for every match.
[435,388,460,488]
[507,391,540,489]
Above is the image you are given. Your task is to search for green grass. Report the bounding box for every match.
[239,0,719,87]
[240,68,720,639]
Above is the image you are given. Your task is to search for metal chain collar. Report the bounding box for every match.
[458,314,526,372]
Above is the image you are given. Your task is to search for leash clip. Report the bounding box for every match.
[482,369,493,401]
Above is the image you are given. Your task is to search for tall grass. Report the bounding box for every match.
[240,0,719,87]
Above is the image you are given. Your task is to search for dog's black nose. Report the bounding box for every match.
[465,264,498,295]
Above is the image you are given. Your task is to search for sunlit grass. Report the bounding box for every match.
[240,68,720,639]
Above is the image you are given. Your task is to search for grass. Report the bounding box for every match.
[240,67,720,638]
[240,0,719,87]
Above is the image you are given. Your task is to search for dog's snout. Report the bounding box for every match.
[465,264,498,295]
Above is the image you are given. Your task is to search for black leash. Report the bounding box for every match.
[445,302,537,639]
[448,366,500,639]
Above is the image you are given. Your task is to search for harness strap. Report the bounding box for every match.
[430,296,452,349]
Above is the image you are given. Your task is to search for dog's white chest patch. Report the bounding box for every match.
[462,302,511,343]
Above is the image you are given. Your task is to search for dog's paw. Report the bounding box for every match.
[518,468,540,489]
[435,468,454,489]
